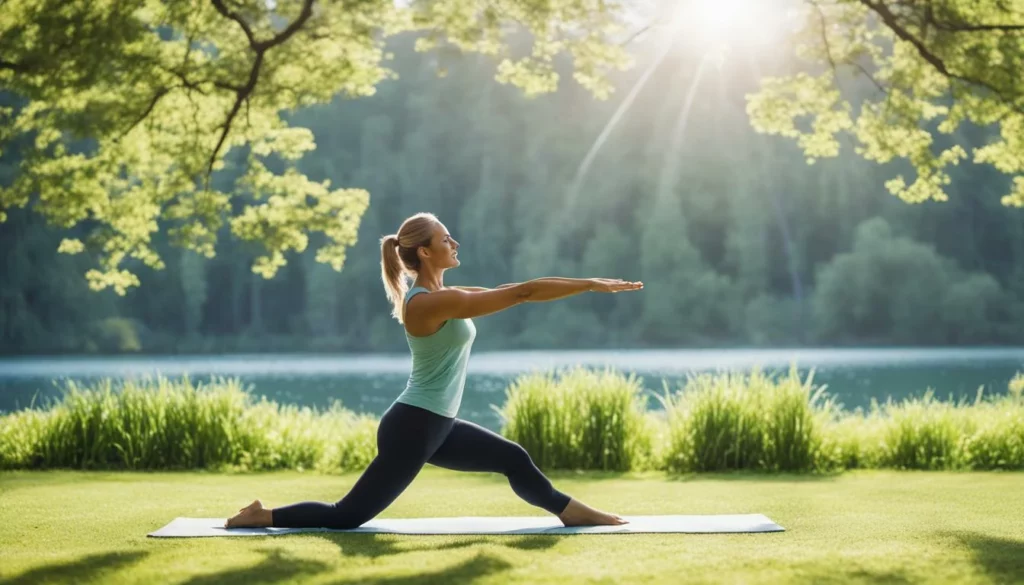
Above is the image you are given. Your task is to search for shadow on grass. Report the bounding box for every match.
[0,551,148,585]
[955,532,1024,583]
[315,533,558,559]
[325,552,513,585]
[178,548,331,585]
[791,567,913,584]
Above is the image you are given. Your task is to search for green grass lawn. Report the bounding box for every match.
[1,469,1022,585]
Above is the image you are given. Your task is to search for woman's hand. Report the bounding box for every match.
[589,278,644,293]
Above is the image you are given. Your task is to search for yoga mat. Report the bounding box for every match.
[148,514,784,537]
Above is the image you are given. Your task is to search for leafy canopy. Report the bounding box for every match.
[2,0,1023,292]
[747,0,1024,207]
[0,0,631,293]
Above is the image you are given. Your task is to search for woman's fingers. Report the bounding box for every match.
[594,278,643,292]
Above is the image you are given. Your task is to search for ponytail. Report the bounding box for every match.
[381,212,439,323]
[380,234,408,323]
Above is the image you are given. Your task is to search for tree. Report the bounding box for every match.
[635,196,738,345]
[747,0,1024,207]
[179,249,208,337]
[811,217,1011,343]
[0,0,633,293]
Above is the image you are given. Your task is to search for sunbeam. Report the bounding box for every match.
[564,30,680,211]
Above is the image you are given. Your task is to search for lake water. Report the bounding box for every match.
[1,348,1022,431]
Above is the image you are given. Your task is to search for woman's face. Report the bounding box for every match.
[422,222,460,269]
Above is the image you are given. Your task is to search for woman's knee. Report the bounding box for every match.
[504,443,536,471]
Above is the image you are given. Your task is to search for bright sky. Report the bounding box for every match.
[624,0,803,51]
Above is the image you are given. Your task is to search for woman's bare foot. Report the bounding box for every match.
[224,499,273,528]
[558,498,628,527]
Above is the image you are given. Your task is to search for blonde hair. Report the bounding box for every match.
[380,212,439,323]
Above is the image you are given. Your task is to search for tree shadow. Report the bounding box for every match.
[502,535,560,551]
[791,567,913,584]
[178,548,331,585]
[953,532,1024,583]
[0,551,148,585]
[325,552,513,585]
[314,533,558,559]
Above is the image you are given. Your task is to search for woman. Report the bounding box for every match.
[225,212,643,529]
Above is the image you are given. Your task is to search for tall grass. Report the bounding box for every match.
[498,367,653,471]
[2,370,1022,474]
[657,369,1024,472]
[868,380,1024,470]
[657,369,837,473]
[0,377,377,472]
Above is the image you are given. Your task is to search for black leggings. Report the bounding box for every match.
[271,402,571,529]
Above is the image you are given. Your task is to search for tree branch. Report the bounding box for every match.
[813,1,888,97]
[210,0,258,47]
[922,0,1024,33]
[861,0,951,74]
[255,0,315,51]
[620,23,655,47]
[929,15,1024,32]
[932,22,1024,32]
[859,0,1023,114]
[814,2,840,76]
[207,52,263,180]
[118,87,171,141]
[853,59,887,95]
[158,63,241,93]
[0,57,27,73]
[205,0,316,179]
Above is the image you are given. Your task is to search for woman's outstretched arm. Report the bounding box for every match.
[408,277,642,324]
[449,283,520,293]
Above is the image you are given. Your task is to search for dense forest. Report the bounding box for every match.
[2,33,1023,355]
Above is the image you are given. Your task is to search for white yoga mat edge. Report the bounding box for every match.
[148,514,784,538]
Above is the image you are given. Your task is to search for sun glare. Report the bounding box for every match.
[673,0,798,49]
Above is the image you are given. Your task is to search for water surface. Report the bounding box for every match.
[1,348,1021,431]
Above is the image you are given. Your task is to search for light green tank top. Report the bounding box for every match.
[395,286,477,418]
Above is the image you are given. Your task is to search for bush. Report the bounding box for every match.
[658,368,837,473]
[498,367,653,471]
[0,376,377,472]
[656,370,1024,473]
[871,392,968,470]
[868,384,1024,471]
[3,369,1022,474]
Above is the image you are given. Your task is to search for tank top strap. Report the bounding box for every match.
[405,286,430,302]
[403,286,431,323]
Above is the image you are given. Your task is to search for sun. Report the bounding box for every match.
[672,0,799,50]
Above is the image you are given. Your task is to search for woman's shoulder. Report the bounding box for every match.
[405,286,431,299]
[403,287,457,337]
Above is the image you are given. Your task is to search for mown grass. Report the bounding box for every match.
[0,469,1021,585]
[1,369,1022,473]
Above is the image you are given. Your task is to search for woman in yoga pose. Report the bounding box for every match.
[225,212,643,529]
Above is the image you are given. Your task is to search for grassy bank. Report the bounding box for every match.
[0,377,378,473]
[1,469,1022,584]
[1,369,1022,472]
